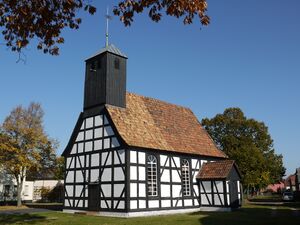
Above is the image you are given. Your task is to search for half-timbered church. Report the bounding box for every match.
[62,43,242,217]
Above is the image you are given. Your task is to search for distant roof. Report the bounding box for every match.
[86,44,127,60]
[196,160,237,179]
[106,93,227,158]
[285,174,296,186]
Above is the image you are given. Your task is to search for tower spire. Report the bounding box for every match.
[105,7,112,47]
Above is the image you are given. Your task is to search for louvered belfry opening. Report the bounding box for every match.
[83,44,127,110]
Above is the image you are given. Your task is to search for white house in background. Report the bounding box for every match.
[61,44,242,217]
[32,180,64,202]
[0,168,63,203]
[0,167,34,203]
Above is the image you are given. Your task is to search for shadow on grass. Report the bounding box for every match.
[0,213,47,225]
[190,207,300,225]
[248,201,300,208]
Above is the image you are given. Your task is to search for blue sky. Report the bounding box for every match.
[0,0,299,176]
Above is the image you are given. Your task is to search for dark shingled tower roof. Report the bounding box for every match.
[87,44,127,60]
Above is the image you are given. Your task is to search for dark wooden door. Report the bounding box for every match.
[229,181,239,208]
[88,184,100,211]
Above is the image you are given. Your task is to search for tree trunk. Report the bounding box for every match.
[16,179,23,207]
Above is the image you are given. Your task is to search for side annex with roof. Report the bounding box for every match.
[62,44,242,217]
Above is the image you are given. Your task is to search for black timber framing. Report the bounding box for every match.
[63,109,128,212]
[63,106,232,213]
[198,180,227,207]
[126,147,225,213]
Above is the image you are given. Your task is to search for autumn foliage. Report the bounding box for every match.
[0,103,57,206]
[0,0,209,56]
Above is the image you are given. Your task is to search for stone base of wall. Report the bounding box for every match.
[63,207,231,217]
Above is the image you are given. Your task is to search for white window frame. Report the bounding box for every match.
[147,155,158,197]
[182,159,191,196]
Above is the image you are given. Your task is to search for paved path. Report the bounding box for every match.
[0,208,50,215]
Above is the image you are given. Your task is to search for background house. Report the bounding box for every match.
[284,174,296,192]
[0,168,63,204]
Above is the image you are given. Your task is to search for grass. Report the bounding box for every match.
[0,205,28,211]
[247,194,282,202]
[25,203,63,206]
[0,203,299,225]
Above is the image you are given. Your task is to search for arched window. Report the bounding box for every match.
[147,155,158,196]
[182,159,191,196]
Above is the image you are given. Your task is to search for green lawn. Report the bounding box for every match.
[0,203,299,225]
[0,205,28,211]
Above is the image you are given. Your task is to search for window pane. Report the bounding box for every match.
[147,155,158,196]
[182,159,191,196]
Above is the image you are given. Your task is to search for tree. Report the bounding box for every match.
[0,103,57,207]
[201,108,286,194]
[0,0,209,56]
[53,156,65,180]
[26,141,60,180]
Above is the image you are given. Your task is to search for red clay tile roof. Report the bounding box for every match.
[106,92,227,158]
[197,160,235,179]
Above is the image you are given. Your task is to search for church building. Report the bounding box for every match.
[62,44,242,217]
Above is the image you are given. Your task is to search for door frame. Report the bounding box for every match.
[88,183,100,211]
[229,180,239,208]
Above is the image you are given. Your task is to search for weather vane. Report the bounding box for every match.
[105,7,112,47]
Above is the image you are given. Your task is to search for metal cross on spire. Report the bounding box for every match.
[105,7,112,47]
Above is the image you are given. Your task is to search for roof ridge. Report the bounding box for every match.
[126,92,191,111]
[86,44,127,60]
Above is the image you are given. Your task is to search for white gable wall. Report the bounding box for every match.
[64,112,125,211]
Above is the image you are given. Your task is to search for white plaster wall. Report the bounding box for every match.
[149,200,159,208]
[171,157,180,167]
[130,166,137,180]
[202,181,211,192]
[130,200,137,209]
[101,184,111,197]
[139,200,146,208]
[161,184,170,197]
[94,115,103,126]
[139,183,146,197]
[101,168,112,182]
[160,155,168,166]
[216,181,223,192]
[161,200,171,207]
[91,153,99,167]
[184,199,193,206]
[75,170,84,183]
[114,168,125,181]
[138,166,145,180]
[85,129,93,140]
[172,185,181,198]
[90,169,99,182]
[66,171,74,183]
[114,184,124,198]
[138,152,145,164]
[161,169,170,182]
[130,183,137,197]
[65,185,73,197]
[85,117,93,129]
[130,150,137,163]
[171,170,181,182]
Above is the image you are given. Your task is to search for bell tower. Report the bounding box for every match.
[83,9,127,110]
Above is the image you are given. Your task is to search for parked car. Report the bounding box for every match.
[282,192,294,201]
